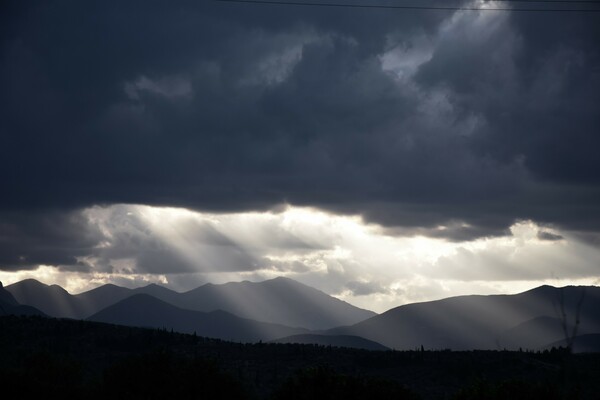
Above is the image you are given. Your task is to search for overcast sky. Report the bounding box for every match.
[1,0,599,312]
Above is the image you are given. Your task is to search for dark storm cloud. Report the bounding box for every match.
[1,0,599,271]
[418,13,600,181]
[0,204,322,273]
[0,210,99,271]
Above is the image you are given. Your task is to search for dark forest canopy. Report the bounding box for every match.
[1,315,599,399]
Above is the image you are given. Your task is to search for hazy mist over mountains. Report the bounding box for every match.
[88,294,308,343]
[5,277,374,330]
[2,277,599,352]
[0,281,44,317]
[330,285,600,351]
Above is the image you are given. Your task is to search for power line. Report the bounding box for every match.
[214,0,600,12]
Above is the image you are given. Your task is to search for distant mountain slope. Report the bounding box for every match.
[5,279,183,319]
[497,315,597,350]
[6,277,375,329]
[172,277,376,330]
[271,334,389,351]
[0,281,18,306]
[74,284,132,316]
[88,294,308,342]
[0,302,46,317]
[5,279,82,318]
[545,333,600,353]
[0,281,46,317]
[329,285,600,350]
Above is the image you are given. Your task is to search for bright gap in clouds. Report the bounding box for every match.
[1,205,599,313]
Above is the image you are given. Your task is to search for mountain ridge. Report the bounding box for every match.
[6,277,600,351]
[88,293,309,342]
[5,277,375,330]
[0,281,46,317]
[327,285,600,351]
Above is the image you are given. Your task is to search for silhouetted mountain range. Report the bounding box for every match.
[6,277,374,330]
[4,278,600,351]
[88,294,308,342]
[328,285,600,350]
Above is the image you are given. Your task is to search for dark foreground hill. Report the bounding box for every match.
[1,315,599,400]
[270,334,389,351]
[330,285,600,350]
[88,294,307,342]
[6,277,375,329]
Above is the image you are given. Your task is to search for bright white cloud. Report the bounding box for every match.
[2,205,599,313]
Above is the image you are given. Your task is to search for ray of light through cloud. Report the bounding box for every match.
[1,0,599,317]
[1,205,599,313]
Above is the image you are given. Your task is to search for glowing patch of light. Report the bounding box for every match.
[3,205,600,314]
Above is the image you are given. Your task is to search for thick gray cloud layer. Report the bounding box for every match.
[0,210,98,271]
[1,1,599,272]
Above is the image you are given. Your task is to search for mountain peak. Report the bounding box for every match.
[269,276,298,285]
[7,278,73,294]
[144,283,161,288]
[140,283,165,290]
[98,283,121,289]
[6,276,376,330]
[271,276,293,282]
[8,278,47,288]
[521,284,594,296]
